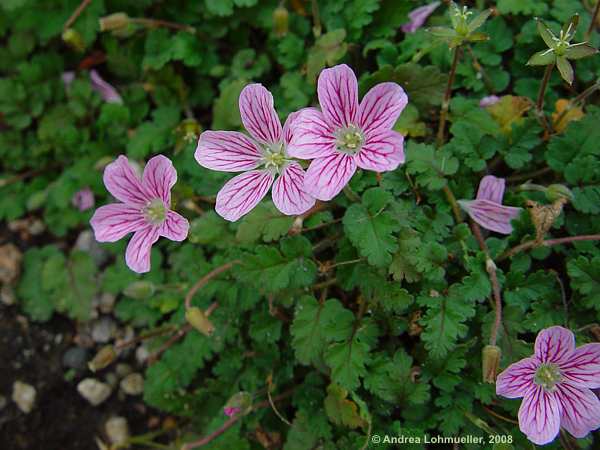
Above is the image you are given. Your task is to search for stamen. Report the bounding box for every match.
[533,363,562,392]
[335,125,364,155]
[143,198,167,225]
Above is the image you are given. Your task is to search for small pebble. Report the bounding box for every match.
[91,317,117,344]
[105,416,129,445]
[0,395,7,411]
[98,292,116,314]
[120,373,144,396]
[0,243,22,284]
[115,363,133,378]
[135,345,149,365]
[12,381,36,414]
[75,230,109,266]
[62,347,89,370]
[1,284,15,305]
[77,378,112,406]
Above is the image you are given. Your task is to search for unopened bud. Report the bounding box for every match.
[482,345,501,383]
[185,307,215,337]
[99,13,130,32]
[223,391,252,417]
[545,184,573,202]
[123,281,156,300]
[62,28,85,52]
[273,6,289,37]
[88,345,117,372]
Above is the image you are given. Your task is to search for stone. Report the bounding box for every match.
[12,381,36,414]
[120,373,144,396]
[77,378,112,406]
[135,345,149,365]
[91,317,117,344]
[62,347,89,370]
[74,230,109,267]
[1,284,16,305]
[0,243,22,284]
[105,416,129,445]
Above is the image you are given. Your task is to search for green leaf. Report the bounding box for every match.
[343,187,400,267]
[567,256,600,312]
[324,384,366,429]
[235,202,294,244]
[527,49,555,66]
[324,334,370,391]
[406,142,458,190]
[306,30,348,84]
[556,56,573,84]
[211,79,246,130]
[565,43,598,60]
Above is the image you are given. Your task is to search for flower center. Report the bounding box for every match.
[534,363,562,392]
[262,142,288,173]
[335,125,364,155]
[143,198,167,225]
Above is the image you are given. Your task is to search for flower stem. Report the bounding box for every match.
[130,17,196,34]
[443,184,463,223]
[506,166,553,183]
[311,0,322,37]
[185,260,241,309]
[63,0,92,30]
[535,64,554,135]
[552,80,600,128]
[498,234,600,261]
[586,0,600,40]
[437,46,461,147]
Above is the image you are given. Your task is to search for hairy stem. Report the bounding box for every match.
[63,0,92,30]
[437,46,461,147]
[130,17,196,34]
[498,234,600,261]
[535,64,554,135]
[586,0,600,40]
[506,167,553,183]
[443,184,463,223]
[185,260,241,309]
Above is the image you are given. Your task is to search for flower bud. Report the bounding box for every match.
[482,344,501,383]
[272,6,289,37]
[62,28,85,52]
[185,307,215,337]
[88,345,117,372]
[223,391,252,417]
[545,184,573,202]
[123,281,156,300]
[99,13,130,32]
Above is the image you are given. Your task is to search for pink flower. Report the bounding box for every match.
[480,95,501,108]
[458,175,522,234]
[72,187,95,211]
[287,64,407,201]
[195,84,315,221]
[401,1,441,33]
[62,71,75,88]
[90,69,122,104]
[496,326,600,445]
[90,155,189,273]
[223,406,241,417]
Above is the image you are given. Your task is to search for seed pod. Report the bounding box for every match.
[545,184,573,202]
[273,6,289,37]
[99,13,130,32]
[89,345,117,372]
[185,307,215,337]
[123,281,156,300]
[62,28,85,52]
[482,344,501,383]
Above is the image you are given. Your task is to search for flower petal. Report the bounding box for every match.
[557,383,600,438]
[496,357,539,399]
[282,110,301,146]
[195,131,263,172]
[477,175,505,204]
[458,199,522,234]
[239,83,282,144]
[358,82,408,135]
[286,108,336,159]
[125,226,160,273]
[401,1,441,33]
[317,64,359,129]
[159,210,189,241]
[90,203,146,242]
[89,69,122,104]
[272,162,316,216]
[518,385,562,445]
[215,170,274,222]
[103,155,150,205]
[560,343,600,389]
[304,153,357,201]
[142,155,177,206]
[534,326,576,365]
[356,129,405,172]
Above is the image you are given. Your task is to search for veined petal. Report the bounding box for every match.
[125,225,160,273]
[282,110,301,146]
[518,384,562,445]
[356,129,405,172]
[304,153,356,201]
[90,69,122,104]
[560,343,600,389]
[159,210,189,242]
[401,1,441,33]
[142,155,177,206]
[458,199,522,234]
[534,326,576,365]
[317,64,359,129]
[359,82,408,135]
[287,108,336,159]
[90,203,146,242]
[557,383,600,438]
[195,131,262,172]
[272,162,316,216]
[496,357,539,399]
[215,170,274,222]
[476,175,505,203]
[239,83,282,144]
[103,155,150,206]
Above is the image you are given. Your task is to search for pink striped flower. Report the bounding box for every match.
[287,64,407,201]
[72,187,95,211]
[90,69,123,104]
[496,326,600,445]
[458,175,522,234]
[402,1,441,33]
[90,155,189,273]
[195,84,315,221]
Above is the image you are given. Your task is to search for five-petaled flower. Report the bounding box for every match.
[496,326,600,445]
[90,155,189,273]
[287,64,407,201]
[457,175,522,234]
[195,84,315,221]
[402,1,441,33]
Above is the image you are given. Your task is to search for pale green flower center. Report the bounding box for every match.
[335,125,364,155]
[143,198,167,225]
[262,142,289,174]
[534,363,562,392]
